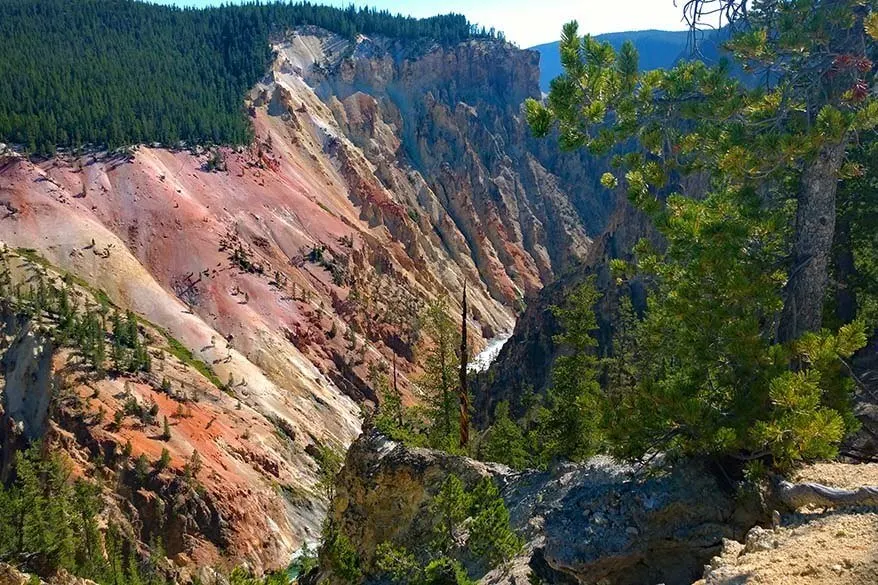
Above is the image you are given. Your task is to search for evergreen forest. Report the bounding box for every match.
[0,0,497,156]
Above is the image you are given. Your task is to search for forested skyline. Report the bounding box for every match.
[0,0,497,155]
[154,0,691,47]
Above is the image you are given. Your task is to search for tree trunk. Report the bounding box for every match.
[833,212,858,325]
[393,353,402,427]
[777,480,878,509]
[778,140,847,342]
[459,282,470,448]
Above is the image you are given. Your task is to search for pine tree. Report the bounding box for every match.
[0,444,109,578]
[468,478,522,566]
[458,283,469,448]
[134,454,151,484]
[526,4,876,468]
[183,450,203,482]
[155,448,171,472]
[372,361,405,439]
[537,279,604,463]
[161,416,171,441]
[1,1,491,154]
[417,301,461,451]
[110,311,126,372]
[429,475,471,554]
[481,402,529,470]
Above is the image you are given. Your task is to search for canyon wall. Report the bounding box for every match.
[0,28,615,571]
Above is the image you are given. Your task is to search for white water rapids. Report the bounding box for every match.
[468,332,512,373]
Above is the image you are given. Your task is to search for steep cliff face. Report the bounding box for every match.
[474,200,658,422]
[0,27,614,573]
[278,28,612,304]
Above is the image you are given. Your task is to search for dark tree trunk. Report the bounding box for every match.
[393,353,402,427]
[833,212,858,325]
[459,282,469,448]
[778,140,847,342]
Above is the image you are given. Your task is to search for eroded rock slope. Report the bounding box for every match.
[0,27,615,572]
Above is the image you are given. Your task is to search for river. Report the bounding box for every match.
[468,332,512,373]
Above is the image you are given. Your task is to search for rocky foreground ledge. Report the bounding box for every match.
[314,431,878,585]
[316,430,766,585]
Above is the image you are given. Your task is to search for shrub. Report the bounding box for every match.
[323,528,361,583]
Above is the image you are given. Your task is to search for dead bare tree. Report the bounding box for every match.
[777,479,878,510]
[458,281,469,449]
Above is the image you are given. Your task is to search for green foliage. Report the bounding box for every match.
[110,310,151,374]
[375,545,474,585]
[480,401,529,469]
[599,214,866,467]
[313,443,343,502]
[0,441,278,585]
[227,567,289,585]
[0,251,108,377]
[525,2,875,470]
[374,542,422,584]
[371,299,475,453]
[0,248,225,403]
[417,301,466,452]
[155,448,172,473]
[183,450,203,483]
[204,150,227,173]
[0,0,500,155]
[421,558,475,585]
[227,566,290,585]
[133,454,151,485]
[323,527,362,583]
[370,361,411,442]
[536,279,604,464]
[0,445,160,585]
[348,301,463,451]
[429,475,471,553]
[160,331,224,390]
[835,137,878,330]
[291,542,319,578]
[375,474,518,584]
[467,478,523,565]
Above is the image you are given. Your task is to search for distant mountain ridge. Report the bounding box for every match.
[531,28,725,92]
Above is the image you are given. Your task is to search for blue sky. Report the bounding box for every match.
[156,0,690,48]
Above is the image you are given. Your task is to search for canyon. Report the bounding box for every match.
[2,8,876,585]
[0,27,616,573]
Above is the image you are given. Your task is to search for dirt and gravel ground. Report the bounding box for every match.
[697,463,878,585]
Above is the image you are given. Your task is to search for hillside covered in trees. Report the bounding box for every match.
[0,0,499,156]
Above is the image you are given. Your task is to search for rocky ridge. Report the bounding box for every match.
[318,430,878,585]
[318,430,763,585]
